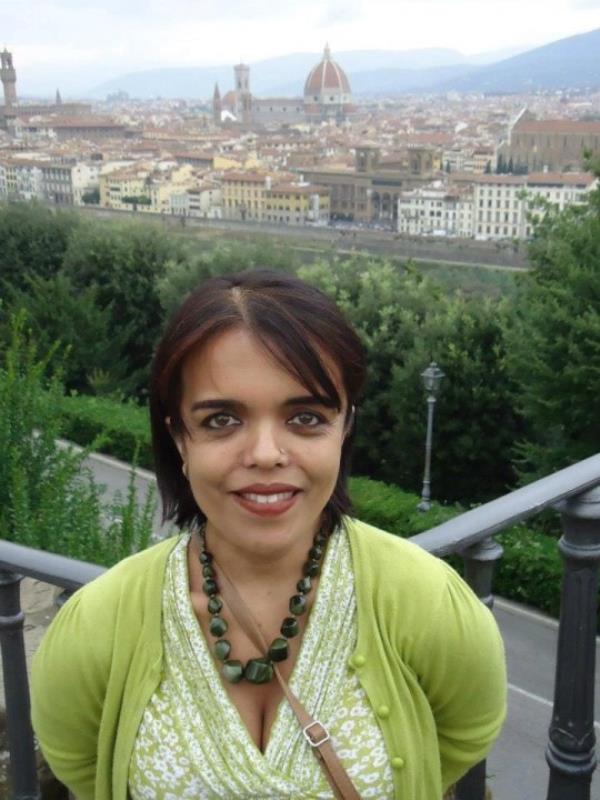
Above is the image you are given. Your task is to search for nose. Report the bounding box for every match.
[241,420,288,469]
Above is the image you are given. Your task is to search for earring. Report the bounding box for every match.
[182,462,189,480]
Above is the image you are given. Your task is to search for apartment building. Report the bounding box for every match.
[264,182,330,225]
[397,184,476,238]
[221,171,278,221]
[472,172,596,240]
[170,182,222,218]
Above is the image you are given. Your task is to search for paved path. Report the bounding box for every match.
[3,448,598,799]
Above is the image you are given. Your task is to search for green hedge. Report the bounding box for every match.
[58,393,574,621]
[58,393,154,470]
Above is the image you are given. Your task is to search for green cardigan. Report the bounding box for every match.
[31,518,507,799]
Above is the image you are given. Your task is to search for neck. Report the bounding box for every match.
[198,520,321,589]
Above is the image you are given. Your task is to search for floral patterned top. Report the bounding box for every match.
[128,527,395,799]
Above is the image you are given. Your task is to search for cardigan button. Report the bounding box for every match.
[352,654,366,668]
[391,756,405,770]
[376,704,390,719]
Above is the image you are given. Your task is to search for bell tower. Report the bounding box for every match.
[213,82,222,126]
[233,63,252,127]
[1,49,17,108]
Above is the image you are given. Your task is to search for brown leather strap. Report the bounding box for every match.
[215,557,362,800]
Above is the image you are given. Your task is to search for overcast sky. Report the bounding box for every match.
[2,0,599,94]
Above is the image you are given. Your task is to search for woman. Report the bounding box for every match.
[31,269,506,799]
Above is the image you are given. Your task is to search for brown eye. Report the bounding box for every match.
[289,412,324,427]
[204,413,240,429]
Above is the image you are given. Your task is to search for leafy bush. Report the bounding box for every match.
[0,311,156,567]
[57,392,154,470]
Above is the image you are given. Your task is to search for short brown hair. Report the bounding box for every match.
[149,269,366,534]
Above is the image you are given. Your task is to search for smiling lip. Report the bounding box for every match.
[232,484,301,517]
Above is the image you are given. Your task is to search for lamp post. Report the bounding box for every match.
[417,361,445,512]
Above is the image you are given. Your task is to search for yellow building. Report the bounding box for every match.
[221,171,283,221]
[265,182,330,225]
[100,163,195,213]
[99,166,151,210]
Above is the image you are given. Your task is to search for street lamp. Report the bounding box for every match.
[417,361,445,512]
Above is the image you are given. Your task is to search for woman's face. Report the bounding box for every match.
[171,327,349,557]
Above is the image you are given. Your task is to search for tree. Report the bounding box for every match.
[0,202,79,290]
[503,157,600,481]
[508,157,514,174]
[484,161,492,174]
[299,255,521,503]
[0,273,135,397]
[82,188,100,205]
[496,154,505,174]
[61,219,188,400]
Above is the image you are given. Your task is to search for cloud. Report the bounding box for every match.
[318,0,364,26]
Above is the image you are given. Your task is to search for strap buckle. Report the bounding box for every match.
[302,720,330,748]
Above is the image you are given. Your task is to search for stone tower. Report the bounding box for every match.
[212,82,221,126]
[55,88,62,106]
[233,63,252,127]
[1,49,17,108]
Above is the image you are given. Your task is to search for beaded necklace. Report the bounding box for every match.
[199,525,328,685]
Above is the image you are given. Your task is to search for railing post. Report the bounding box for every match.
[546,485,600,800]
[0,570,41,799]
[454,536,503,800]
[460,535,504,610]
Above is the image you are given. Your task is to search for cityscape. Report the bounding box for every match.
[0,10,600,800]
[1,27,599,244]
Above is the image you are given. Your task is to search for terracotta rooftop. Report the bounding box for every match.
[304,45,351,96]
[514,119,600,135]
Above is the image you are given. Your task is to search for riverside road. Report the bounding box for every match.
[79,205,529,272]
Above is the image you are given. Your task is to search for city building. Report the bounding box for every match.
[397,185,473,237]
[501,109,600,172]
[214,45,356,129]
[264,182,330,225]
[303,144,438,224]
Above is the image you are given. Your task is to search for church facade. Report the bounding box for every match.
[214,45,356,128]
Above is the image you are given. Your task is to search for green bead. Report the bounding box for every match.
[281,616,299,637]
[222,660,244,683]
[309,545,323,560]
[207,596,222,614]
[289,594,307,616]
[203,578,217,596]
[214,639,231,661]
[202,564,215,578]
[199,551,213,564]
[244,658,274,684]
[268,637,289,662]
[303,561,320,578]
[297,576,312,594]
[209,615,228,637]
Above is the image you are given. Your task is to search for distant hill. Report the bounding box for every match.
[86,48,469,100]
[84,29,600,100]
[438,27,600,93]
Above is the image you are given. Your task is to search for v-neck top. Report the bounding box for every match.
[128,528,395,799]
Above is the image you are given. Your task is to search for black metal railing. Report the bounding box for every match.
[0,452,599,800]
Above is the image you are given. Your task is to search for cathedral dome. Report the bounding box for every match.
[304,45,351,98]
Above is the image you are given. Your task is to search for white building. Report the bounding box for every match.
[397,185,469,237]
[72,162,100,205]
[169,183,223,218]
[472,172,597,240]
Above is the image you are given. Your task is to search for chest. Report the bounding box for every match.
[190,585,310,752]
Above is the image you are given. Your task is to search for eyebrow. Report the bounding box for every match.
[189,394,339,413]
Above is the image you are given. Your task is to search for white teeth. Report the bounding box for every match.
[241,492,295,504]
